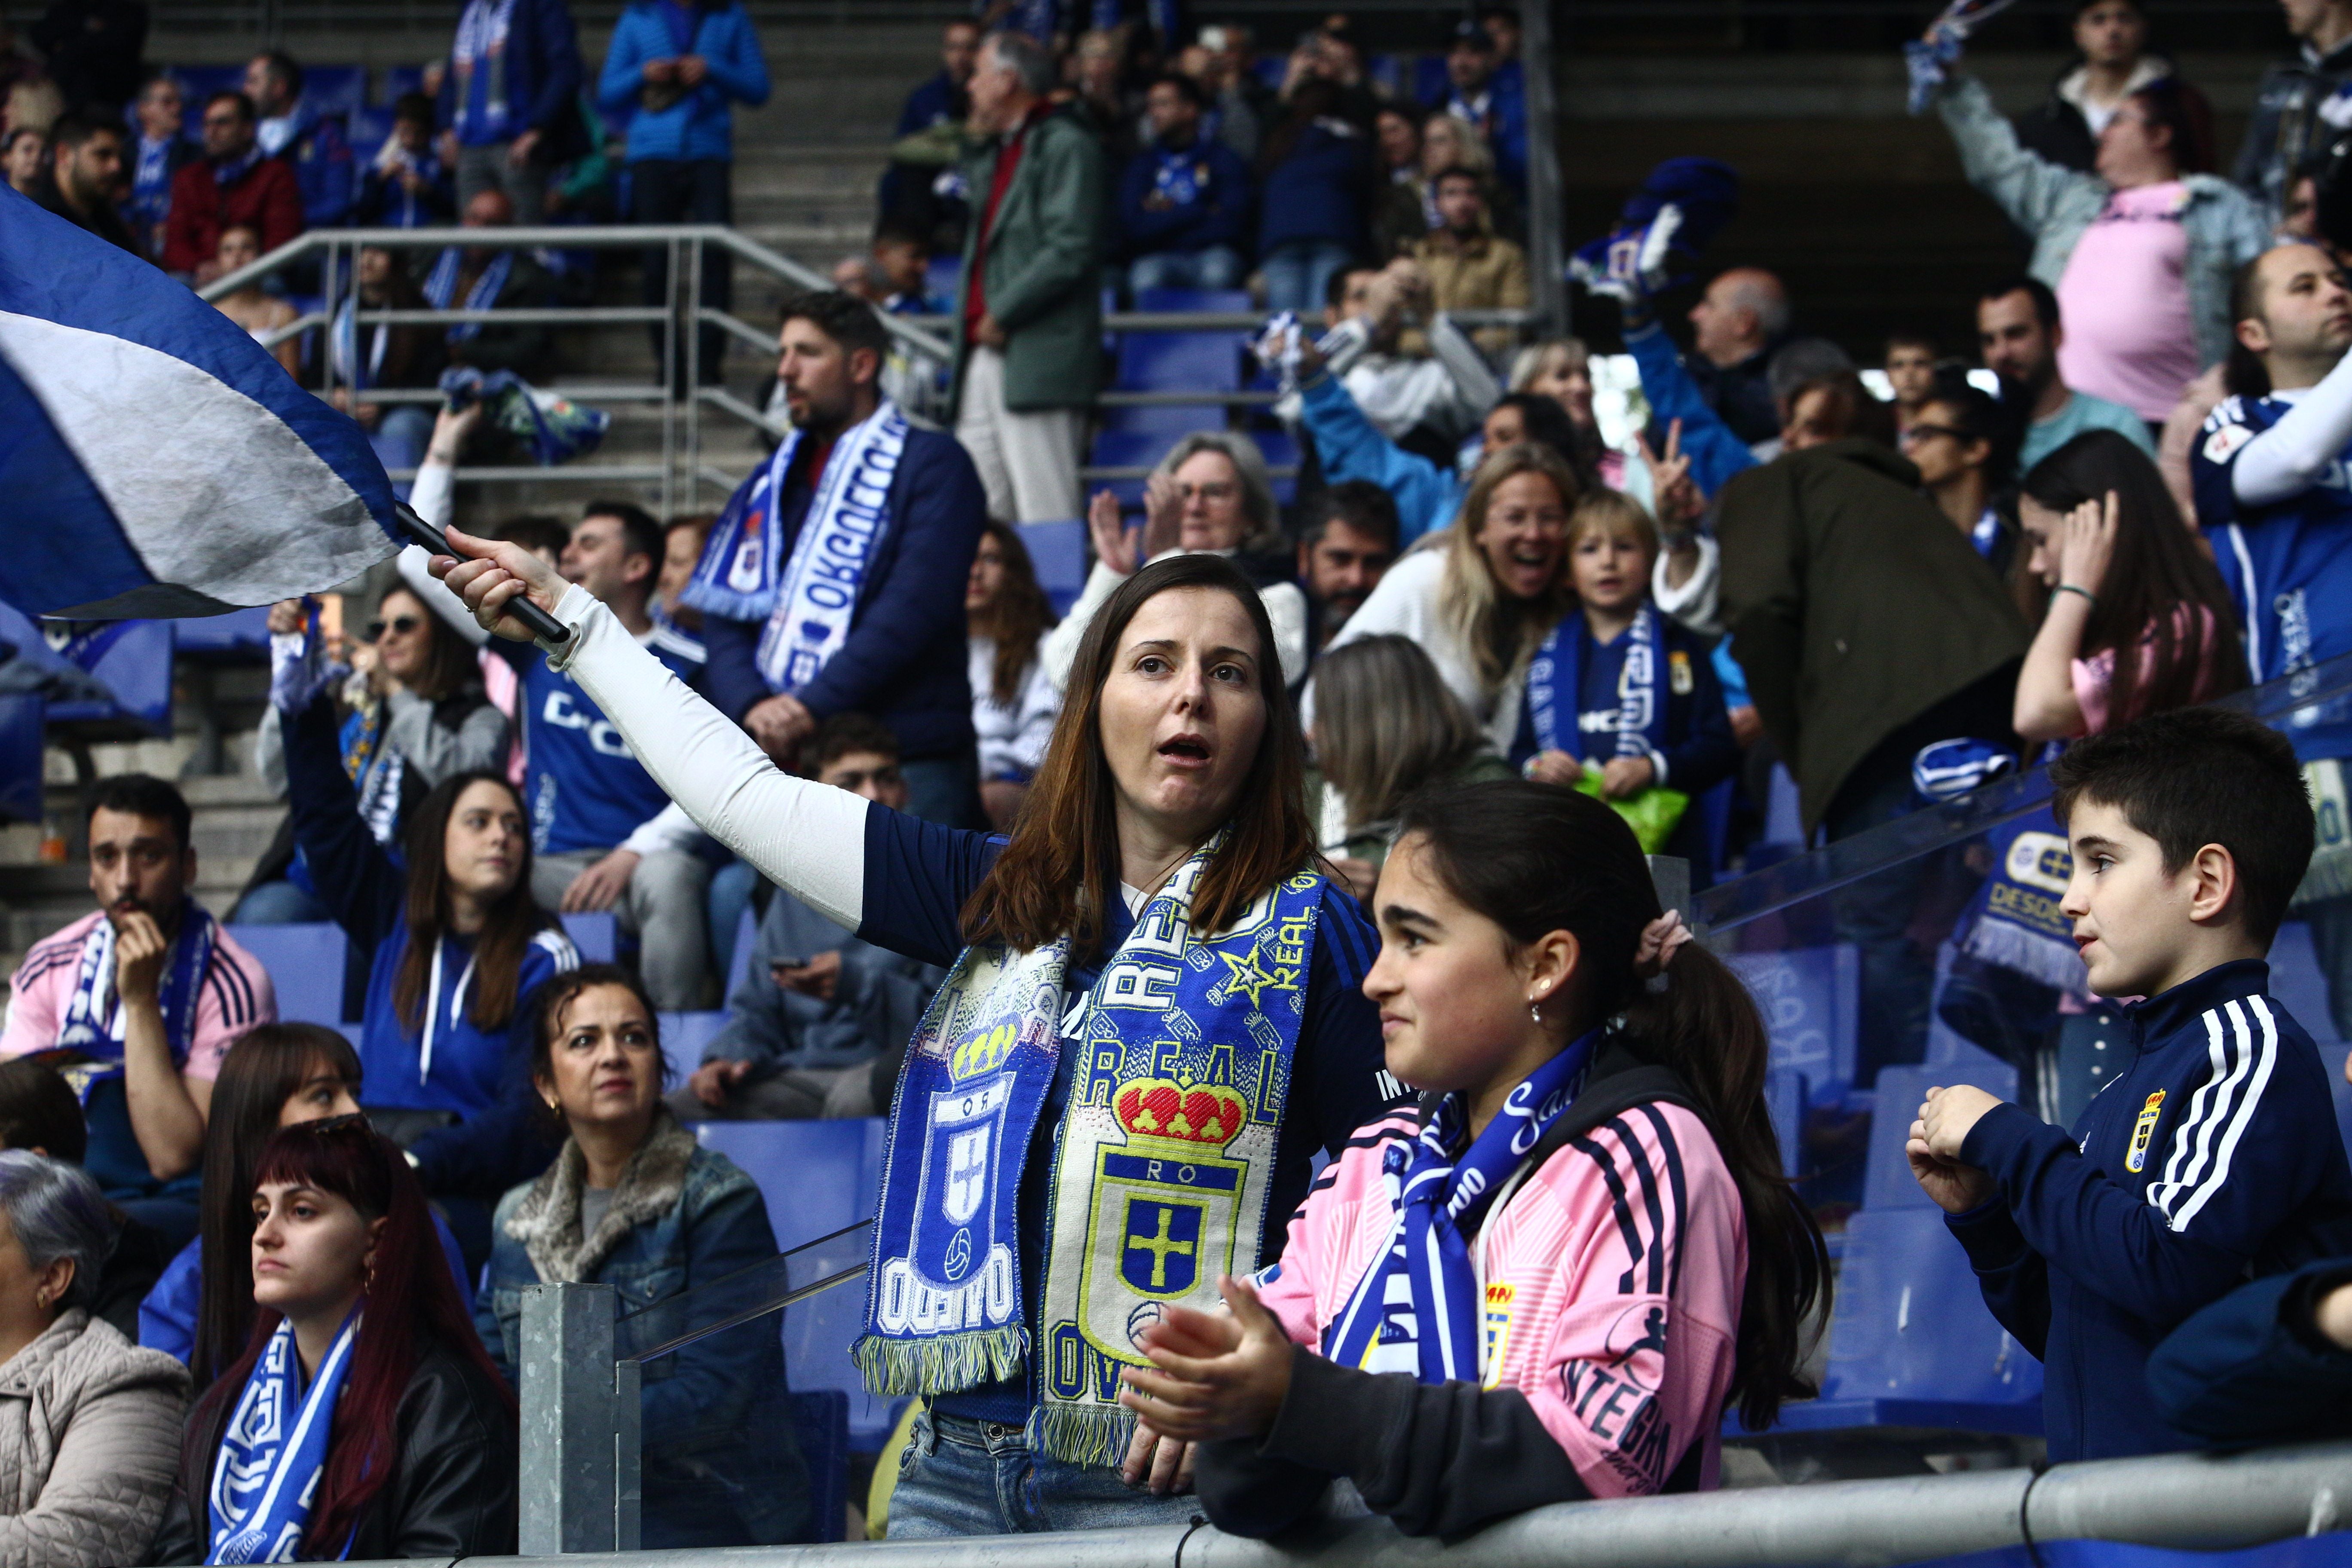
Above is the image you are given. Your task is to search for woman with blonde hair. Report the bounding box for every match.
[1320,441,1578,749]
[1510,336,1620,489]
[1309,634,1512,896]
[1055,429,1308,687]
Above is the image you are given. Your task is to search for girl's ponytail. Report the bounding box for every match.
[1394,780,1831,1432]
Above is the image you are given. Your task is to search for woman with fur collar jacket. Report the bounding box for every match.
[473,964,811,1548]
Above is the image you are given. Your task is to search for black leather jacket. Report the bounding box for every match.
[149,1338,518,1564]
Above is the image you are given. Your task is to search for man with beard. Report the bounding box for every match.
[1980,276,2156,472]
[0,775,275,1244]
[32,112,138,253]
[683,289,988,825]
[1295,481,1397,660]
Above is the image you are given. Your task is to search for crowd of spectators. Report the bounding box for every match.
[20,0,2352,1557]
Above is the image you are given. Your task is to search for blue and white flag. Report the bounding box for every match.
[0,184,400,620]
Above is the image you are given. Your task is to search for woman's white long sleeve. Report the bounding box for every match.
[542,585,869,929]
[2233,348,2352,506]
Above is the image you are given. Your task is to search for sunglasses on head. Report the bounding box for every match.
[297,1112,374,1136]
[366,614,424,642]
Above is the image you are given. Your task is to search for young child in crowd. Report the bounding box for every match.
[361,92,452,229]
[1909,707,2352,1463]
[1514,491,1738,848]
[1114,781,1826,1537]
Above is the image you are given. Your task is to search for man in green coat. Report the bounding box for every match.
[950,30,1107,524]
[1718,438,2028,1079]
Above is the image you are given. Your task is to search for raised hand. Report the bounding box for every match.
[1140,469,1184,560]
[112,909,168,1006]
[434,526,567,641]
[1087,488,1136,576]
[2057,489,2119,602]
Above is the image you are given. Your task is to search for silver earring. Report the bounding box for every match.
[1528,994,1543,1026]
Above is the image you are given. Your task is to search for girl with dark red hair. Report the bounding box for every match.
[150,1119,516,1563]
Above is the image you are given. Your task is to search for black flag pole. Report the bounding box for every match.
[392,502,571,645]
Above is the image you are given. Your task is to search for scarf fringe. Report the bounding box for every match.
[2294,842,2352,908]
[1960,918,2087,992]
[1032,1403,1136,1469]
[851,1325,1029,1396]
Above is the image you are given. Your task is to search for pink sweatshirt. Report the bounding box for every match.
[1196,1055,1748,1537]
[0,909,276,1078]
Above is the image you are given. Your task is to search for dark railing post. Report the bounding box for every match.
[1519,0,1567,338]
[518,1281,623,1555]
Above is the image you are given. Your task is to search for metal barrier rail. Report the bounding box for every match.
[198,223,1530,507]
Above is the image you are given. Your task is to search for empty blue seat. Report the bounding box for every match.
[1017,521,1087,618]
[1413,55,1449,106]
[302,66,367,122]
[0,693,42,824]
[657,1010,729,1087]
[1095,402,1227,437]
[347,105,394,155]
[175,66,248,137]
[1087,429,1176,508]
[1254,427,1300,505]
[227,922,348,1026]
[1132,287,1253,315]
[790,1388,851,1543]
[925,255,961,304]
[2272,922,2340,1044]
[1725,945,1860,1110]
[1862,1061,2017,1212]
[695,1119,901,1451]
[378,64,427,104]
[1743,1206,2041,1436]
[17,617,175,737]
[559,910,617,964]
[1115,327,1241,395]
[172,607,271,664]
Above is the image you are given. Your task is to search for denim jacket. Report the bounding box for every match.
[1935,74,2269,370]
[475,1112,810,1547]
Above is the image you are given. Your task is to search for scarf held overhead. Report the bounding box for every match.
[1319,1032,1595,1385]
[854,841,1323,1466]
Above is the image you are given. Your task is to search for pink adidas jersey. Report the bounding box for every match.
[0,910,278,1079]
[1258,1100,1746,1496]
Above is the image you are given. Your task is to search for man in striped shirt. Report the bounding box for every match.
[1908,710,2352,1461]
[0,775,275,1241]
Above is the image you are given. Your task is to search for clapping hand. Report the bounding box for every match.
[1139,469,1184,559]
[1905,1085,2002,1214]
[1118,1274,1295,1447]
[1087,489,1139,575]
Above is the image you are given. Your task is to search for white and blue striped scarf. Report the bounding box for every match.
[1323,1032,1596,1383]
[55,899,214,1096]
[207,1311,361,1564]
[422,248,513,345]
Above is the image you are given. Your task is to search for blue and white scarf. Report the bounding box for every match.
[451,0,521,140]
[422,248,514,345]
[53,900,216,1101]
[854,838,1323,1465]
[1148,146,1210,208]
[208,1311,362,1565]
[1526,607,1667,763]
[1322,1032,1596,1382]
[328,296,391,392]
[212,147,263,188]
[682,399,908,671]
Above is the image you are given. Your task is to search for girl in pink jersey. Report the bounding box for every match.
[1116,780,1828,1536]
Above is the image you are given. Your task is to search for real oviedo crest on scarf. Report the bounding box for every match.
[855,841,1322,1465]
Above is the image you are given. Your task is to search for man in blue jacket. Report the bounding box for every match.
[600,0,770,387]
[438,0,584,220]
[245,51,355,231]
[684,290,989,827]
[1118,72,1253,296]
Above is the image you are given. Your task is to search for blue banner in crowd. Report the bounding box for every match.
[1917,1532,2352,1568]
[0,184,399,619]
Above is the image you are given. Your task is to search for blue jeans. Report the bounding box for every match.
[901,753,980,829]
[886,1409,1200,1537]
[1127,245,1244,295]
[1259,239,1354,316]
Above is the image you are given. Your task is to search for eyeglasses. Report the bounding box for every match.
[366,614,424,641]
[1176,481,1238,503]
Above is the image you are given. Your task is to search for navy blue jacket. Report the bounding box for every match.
[266,103,356,230]
[895,69,962,137]
[1948,961,2352,1461]
[283,693,573,1200]
[2149,1255,2352,1442]
[846,806,1396,1424]
[438,0,585,146]
[698,423,987,763]
[1505,613,1739,797]
[1256,121,1368,257]
[1117,134,1253,260]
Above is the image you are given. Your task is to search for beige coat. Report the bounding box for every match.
[0,1309,190,1568]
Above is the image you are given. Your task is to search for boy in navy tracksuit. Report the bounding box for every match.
[1910,707,2352,1463]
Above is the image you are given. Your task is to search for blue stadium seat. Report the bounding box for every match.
[559,911,617,964]
[1413,55,1449,107]
[0,693,43,824]
[1017,521,1087,618]
[656,1010,729,1087]
[1253,427,1299,506]
[790,1388,851,1542]
[27,617,176,738]
[695,1119,903,1451]
[1862,1061,2017,1213]
[925,255,961,303]
[347,105,394,155]
[227,922,348,1026]
[302,66,367,122]
[1087,429,1177,508]
[1115,323,1241,395]
[1096,402,1227,437]
[1742,1206,2042,1436]
[172,607,271,664]
[1132,287,1252,315]
[1726,945,1860,1109]
[378,65,427,104]
[175,66,248,137]
[2271,921,2341,1044]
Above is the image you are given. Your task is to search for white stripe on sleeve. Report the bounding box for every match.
[2168,998,2279,1234]
[543,585,869,931]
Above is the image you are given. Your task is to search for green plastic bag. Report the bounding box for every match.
[1574,772,1689,854]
